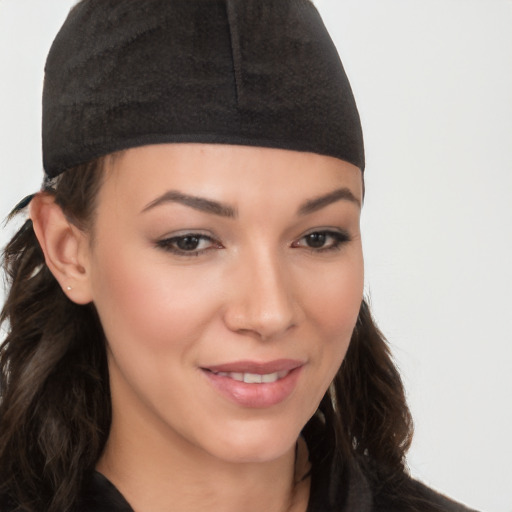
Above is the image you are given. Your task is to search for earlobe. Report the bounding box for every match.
[30,193,93,305]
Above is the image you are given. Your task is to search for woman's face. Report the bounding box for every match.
[84,143,364,464]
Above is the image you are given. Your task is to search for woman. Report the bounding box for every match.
[0,1,477,511]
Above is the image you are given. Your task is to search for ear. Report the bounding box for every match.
[30,193,93,305]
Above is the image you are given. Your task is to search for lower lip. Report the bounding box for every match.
[202,367,303,408]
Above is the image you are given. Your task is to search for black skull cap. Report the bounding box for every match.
[42,0,365,178]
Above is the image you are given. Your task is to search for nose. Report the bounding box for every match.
[223,249,298,340]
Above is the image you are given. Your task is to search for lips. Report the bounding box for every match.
[205,359,303,374]
[210,370,290,384]
[201,359,304,408]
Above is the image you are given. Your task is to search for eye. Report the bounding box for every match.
[292,230,350,252]
[156,233,222,256]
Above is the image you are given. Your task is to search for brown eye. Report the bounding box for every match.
[176,236,202,251]
[156,233,222,256]
[305,233,328,248]
[292,230,350,252]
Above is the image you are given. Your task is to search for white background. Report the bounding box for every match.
[1,1,511,511]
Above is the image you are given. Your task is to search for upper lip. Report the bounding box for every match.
[203,359,304,374]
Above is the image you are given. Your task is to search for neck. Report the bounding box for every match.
[97,406,310,512]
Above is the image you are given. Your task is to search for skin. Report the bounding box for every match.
[31,143,364,512]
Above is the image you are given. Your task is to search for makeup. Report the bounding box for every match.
[202,360,305,408]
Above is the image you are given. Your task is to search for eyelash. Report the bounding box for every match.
[292,230,351,253]
[156,234,221,256]
[156,229,350,257]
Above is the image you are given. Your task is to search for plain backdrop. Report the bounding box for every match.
[1,1,511,511]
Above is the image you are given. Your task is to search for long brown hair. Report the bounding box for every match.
[1,159,436,512]
[0,160,110,512]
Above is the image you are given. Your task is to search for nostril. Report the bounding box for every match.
[224,306,297,341]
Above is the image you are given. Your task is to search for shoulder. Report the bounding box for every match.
[74,472,133,512]
[371,475,479,512]
[308,456,479,512]
[397,478,479,512]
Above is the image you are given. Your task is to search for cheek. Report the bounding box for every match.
[305,252,364,382]
[305,252,364,336]
[88,242,221,359]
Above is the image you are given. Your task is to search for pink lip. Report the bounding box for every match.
[205,359,303,374]
[201,359,305,409]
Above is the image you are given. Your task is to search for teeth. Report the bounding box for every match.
[244,373,262,384]
[261,373,279,383]
[213,370,289,383]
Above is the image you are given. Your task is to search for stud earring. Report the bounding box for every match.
[66,286,72,291]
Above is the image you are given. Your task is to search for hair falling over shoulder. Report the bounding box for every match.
[2,159,421,512]
[0,160,110,512]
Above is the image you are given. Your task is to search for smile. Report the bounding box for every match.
[209,370,290,384]
[201,360,304,408]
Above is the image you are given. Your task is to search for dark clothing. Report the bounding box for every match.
[77,465,477,512]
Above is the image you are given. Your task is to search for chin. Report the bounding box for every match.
[200,419,303,464]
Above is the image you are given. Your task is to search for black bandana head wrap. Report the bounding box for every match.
[42,0,365,178]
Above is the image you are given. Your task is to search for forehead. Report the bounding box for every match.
[101,143,363,210]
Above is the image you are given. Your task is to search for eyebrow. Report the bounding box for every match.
[141,190,238,218]
[298,187,361,215]
[141,186,360,218]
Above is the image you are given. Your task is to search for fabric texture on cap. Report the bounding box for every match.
[42,0,365,178]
